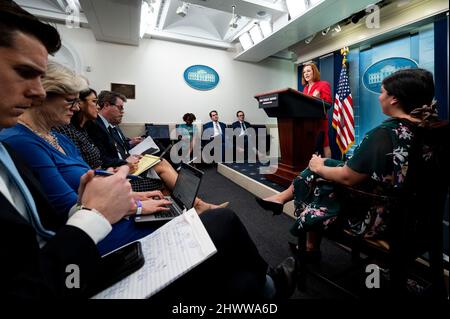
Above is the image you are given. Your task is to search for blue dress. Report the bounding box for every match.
[0,124,156,254]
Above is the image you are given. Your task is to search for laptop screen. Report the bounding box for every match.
[172,164,203,210]
[146,125,170,139]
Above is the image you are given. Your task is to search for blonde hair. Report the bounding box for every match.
[42,60,87,95]
[301,62,321,86]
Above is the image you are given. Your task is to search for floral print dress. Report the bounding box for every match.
[290,118,415,239]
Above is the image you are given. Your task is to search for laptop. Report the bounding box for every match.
[146,125,170,140]
[134,163,204,224]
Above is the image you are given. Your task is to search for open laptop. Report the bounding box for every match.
[134,163,204,224]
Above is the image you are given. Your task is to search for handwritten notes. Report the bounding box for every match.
[131,155,161,176]
[92,209,216,299]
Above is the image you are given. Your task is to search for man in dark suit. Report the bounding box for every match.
[202,110,228,162]
[231,110,252,133]
[85,90,140,169]
[0,1,296,300]
[0,1,135,298]
[231,110,253,161]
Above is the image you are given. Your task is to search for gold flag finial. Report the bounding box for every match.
[340,47,349,65]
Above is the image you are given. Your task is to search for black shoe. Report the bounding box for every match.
[268,257,297,299]
[255,197,284,216]
[288,242,322,264]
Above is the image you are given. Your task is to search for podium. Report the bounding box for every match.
[255,88,331,187]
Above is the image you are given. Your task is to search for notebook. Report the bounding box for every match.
[91,208,217,299]
[129,136,159,156]
[131,154,161,176]
[134,163,203,224]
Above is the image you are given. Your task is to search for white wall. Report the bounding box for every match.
[56,25,296,125]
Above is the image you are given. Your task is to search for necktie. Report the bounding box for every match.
[0,143,54,238]
[241,122,246,132]
[214,122,221,135]
[109,126,129,158]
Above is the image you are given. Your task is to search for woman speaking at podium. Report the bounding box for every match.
[301,62,332,158]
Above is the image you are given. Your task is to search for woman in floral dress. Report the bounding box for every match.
[257,68,443,252]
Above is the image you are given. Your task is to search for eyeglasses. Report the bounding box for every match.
[65,98,81,108]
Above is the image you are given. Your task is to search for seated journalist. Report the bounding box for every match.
[0,0,296,299]
[256,68,447,258]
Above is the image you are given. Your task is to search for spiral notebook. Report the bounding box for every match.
[91,208,217,299]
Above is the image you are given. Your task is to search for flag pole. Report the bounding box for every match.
[340,47,349,66]
[332,46,355,161]
[340,47,348,162]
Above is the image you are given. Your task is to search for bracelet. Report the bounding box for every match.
[135,200,143,216]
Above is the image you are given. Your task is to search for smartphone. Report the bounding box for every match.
[88,241,145,296]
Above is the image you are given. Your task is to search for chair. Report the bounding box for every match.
[294,121,449,299]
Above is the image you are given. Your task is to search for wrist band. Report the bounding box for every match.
[135,200,143,216]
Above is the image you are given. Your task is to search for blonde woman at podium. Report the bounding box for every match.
[302,62,332,158]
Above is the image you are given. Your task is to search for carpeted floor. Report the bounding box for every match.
[196,165,364,299]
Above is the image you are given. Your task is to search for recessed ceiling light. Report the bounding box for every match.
[257,10,266,17]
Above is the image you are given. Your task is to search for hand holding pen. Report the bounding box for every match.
[94,169,143,180]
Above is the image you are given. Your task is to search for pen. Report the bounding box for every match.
[94,169,143,181]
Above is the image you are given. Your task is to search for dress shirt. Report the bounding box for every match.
[0,142,111,245]
[213,121,222,137]
[240,121,247,136]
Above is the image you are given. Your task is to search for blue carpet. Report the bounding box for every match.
[223,162,285,192]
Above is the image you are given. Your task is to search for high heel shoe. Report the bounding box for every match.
[255,197,284,216]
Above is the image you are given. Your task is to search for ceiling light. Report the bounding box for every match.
[176,2,189,17]
[249,23,264,44]
[140,1,151,38]
[285,0,307,19]
[304,33,316,44]
[259,20,272,38]
[239,32,254,50]
[351,11,365,24]
[229,15,240,28]
[257,10,267,18]
[321,26,330,36]
[229,5,240,28]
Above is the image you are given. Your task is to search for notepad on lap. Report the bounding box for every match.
[91,208,217,299]
[129,136,159,155]
[132,154,161,176]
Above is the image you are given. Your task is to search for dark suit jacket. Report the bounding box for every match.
[231,120,251,131]
[202,121,227,142]
[85,117,127,168]
[0,144,101,298]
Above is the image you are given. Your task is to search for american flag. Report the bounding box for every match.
[332,63,354,154]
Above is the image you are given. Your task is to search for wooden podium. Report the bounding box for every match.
[254,88,331,187]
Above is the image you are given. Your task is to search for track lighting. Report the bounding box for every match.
[229,5,240,28]
[304,33,317,44]
[333,24,341,33]
[176,2,189,17]
[321,26,330,36]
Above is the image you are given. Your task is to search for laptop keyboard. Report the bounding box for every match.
[154,204,181,218]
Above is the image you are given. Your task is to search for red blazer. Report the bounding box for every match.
[303,81,332,147]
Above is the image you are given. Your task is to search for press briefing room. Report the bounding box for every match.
[0,0,449,309]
